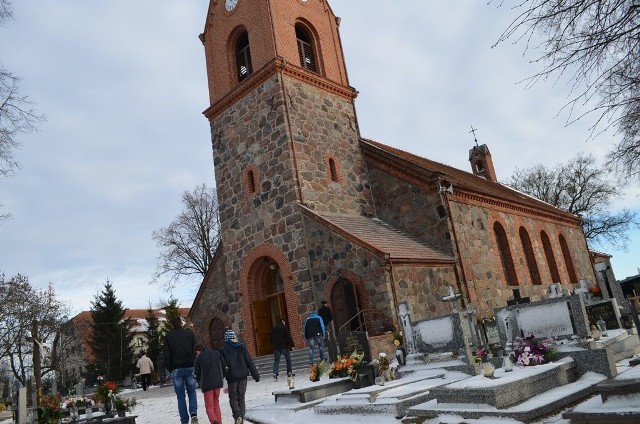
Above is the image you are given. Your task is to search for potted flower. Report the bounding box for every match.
[377,352,390,380]
[37,393,63,424]
[393,332,406,365]
[113,396,137,417]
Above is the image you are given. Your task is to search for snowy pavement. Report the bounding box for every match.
[3,357,640,424]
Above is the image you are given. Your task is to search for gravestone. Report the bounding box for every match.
[481,320,501,347]
[496,294,591,345]
[412,314,468,356]
[586,299,621,330]
[336,331,371,363]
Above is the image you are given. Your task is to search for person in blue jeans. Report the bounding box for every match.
[304,311,326,365]
[163,316,199,424]
[270,318,294,381]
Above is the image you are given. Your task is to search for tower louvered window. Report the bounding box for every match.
[295,24,317,73]
[236,32,252,82]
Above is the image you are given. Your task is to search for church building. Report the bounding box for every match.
[189,0,596,357]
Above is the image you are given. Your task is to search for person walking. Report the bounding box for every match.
[304,311,326,365]
[164,316,199,424]
[270,318,294,381]
[220,329,260,424]
[317,300,333,338]
[194,344,227,424]
[135,350,154,391]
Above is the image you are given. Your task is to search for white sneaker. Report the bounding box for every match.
[235,417,243,424]
[190,415,198,424]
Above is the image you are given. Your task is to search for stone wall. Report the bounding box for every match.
[391,264,459,321]
[368,166,453,256]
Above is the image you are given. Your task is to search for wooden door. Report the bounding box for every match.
[252,299,271,356]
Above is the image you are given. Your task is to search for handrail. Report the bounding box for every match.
[337,309,368,334]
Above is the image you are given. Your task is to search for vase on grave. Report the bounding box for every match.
[502,354,514,372]
[596,317,608,336]
[591,324,601,341]
[482,358,495,378]
[85,407,93,420]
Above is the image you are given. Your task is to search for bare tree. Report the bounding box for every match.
[492,0,640,181]
[152,184,220,288]
[506,153,638,250]
[0,274,69,385]
[0,0,45,219]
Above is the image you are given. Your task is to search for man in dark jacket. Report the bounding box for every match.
[194,344,227,424]
[270,319,294,381]
[318,300,333,337]
[304,311,326,365]
[220,329,260,424]
[164,316,199,424]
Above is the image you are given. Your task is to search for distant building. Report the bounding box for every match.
[57,307,189,386]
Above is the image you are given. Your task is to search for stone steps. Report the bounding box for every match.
[252,348,311,378]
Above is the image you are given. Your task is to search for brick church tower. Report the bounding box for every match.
[199,0,376,354]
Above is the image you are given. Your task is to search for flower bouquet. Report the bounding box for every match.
[309,361,328,382]
[377,352,390,376]
[37,393,63,424]
[513,335,557,366]
[328,350,365,379]
[94,380,119,404]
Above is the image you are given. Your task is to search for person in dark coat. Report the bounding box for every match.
[303,311,326,365]
[270,318,294,381]
[317,300,333,337]
[164,316,199,424]
[220,329,260,424]
[194,344,227,424]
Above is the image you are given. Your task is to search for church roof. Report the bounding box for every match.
[302,207,455,264]
[361,138,581,224]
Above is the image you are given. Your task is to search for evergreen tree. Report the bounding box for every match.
[144,305,162,374]
[160,297,184,336]
[89,280,135,381]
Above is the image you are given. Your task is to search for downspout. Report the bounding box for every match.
[387,256,401,331]
[441,187,471,306]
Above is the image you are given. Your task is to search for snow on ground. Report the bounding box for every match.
[3,356,640,424]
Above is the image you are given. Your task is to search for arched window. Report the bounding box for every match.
[328,158,338,182]
[559,234,578,285]
[541,231,561,283]
[519,227,542,285]
[494,222,519,286]
[295,23,317,73]
[236,31,252,81]
[244,167,258,195]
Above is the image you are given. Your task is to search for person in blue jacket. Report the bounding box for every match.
[304,311,326,365]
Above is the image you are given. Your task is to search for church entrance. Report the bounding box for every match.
[331,278,364,334]
[251,257,289,356]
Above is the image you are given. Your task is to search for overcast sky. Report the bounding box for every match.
[1,1,638,315]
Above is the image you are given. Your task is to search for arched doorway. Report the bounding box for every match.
[331,278,364,334]
[251,257,289,356]
[209,318,226,350]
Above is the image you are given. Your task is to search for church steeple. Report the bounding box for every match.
[200,0,354,116]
